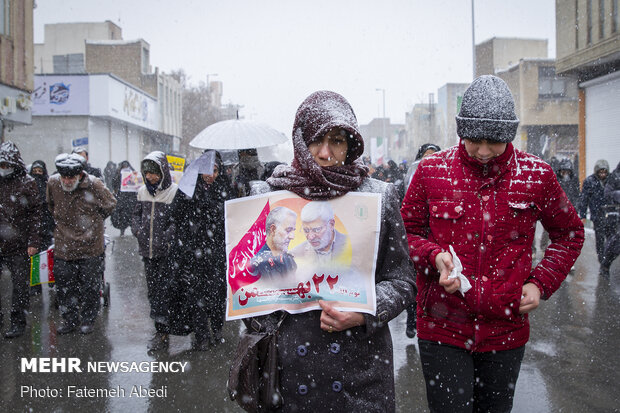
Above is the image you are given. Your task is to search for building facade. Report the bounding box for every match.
[0,0,34,141]
[10,73,162,171]
[14,21,182,169]
[437,83,469,151]
[34,21,122,74]
[475,37,580,165]
[85,38,157,96]
[475,37,548,77]
[359,118,406,165]
[405,100,441,161]
[497,59,579,159]
[556,0,620,180]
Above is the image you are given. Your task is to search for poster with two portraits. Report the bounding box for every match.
[225,190,381,320]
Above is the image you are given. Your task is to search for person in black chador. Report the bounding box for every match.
[173,151,233,349]
[231,148,264,198]
[28,160,56,296]
[111,161,138,236]
[103,161,117,192]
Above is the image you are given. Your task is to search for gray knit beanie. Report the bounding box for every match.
[594,159,609,173]
[456,75,519,143]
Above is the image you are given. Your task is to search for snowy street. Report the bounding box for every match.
[0,225,617,412]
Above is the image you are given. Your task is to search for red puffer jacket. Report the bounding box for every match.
[401,142,584,352]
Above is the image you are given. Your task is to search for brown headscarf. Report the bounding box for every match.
[267,91,369,200]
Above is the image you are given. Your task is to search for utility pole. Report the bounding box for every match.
[472,0,476,79]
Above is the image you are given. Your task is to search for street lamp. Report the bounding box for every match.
[472,0,476,79]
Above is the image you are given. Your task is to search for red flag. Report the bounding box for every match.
[227,200,270,294]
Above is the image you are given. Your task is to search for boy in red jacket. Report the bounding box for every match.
[401,75,584,412]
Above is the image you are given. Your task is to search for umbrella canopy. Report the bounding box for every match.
[189,119,288,150]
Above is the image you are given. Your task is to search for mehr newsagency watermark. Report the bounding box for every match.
[19,358,188,399]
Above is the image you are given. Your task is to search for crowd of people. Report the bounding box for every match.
[0,75,617,412]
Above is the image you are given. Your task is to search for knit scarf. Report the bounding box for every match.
[267,134,369,200]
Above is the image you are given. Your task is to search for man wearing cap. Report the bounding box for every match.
[72,147,102,179]
[0,141,41,339]
[401,75,584,412]
[47,153,117,334]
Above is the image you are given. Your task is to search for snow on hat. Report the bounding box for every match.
[72,147,88,156]
[55,153,86,176]
[456,75,519,143]
[31,160,46,170]
[292,90,364,162]
[0,141,27,170]
[141,159,161,175]
[558,158,573,171]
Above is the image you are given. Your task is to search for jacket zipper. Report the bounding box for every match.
[473,192,487,349]
[149,200,155,259]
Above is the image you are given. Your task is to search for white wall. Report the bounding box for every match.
[107,120,127,166]
[127,126,142,168]
[584,73,620,176]
[87,117,111,171]
[8,116,88,172]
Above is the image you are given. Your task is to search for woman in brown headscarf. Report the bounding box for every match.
[241,91,415,412]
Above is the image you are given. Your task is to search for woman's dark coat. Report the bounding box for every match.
[172,161,233,336]
[30,160,55,249]
[0,142,41,255]
[243,90,415,412]
[249,180,414,412]
[173,170,232,270]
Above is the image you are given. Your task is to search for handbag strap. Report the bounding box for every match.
[249,311,288,335]
[274,312,287,333]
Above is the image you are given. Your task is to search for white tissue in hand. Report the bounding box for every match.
[448,245,472,294]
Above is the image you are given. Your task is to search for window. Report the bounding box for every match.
[599,0,605,39]
[0,0,9,36]
[53,53,85,73]
[142,47,150,73]
[538,67,568,98]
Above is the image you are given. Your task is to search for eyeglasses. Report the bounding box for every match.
[303,225,325,235]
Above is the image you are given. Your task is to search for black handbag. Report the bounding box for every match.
[228,315,286,412]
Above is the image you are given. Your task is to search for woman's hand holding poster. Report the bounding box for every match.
[225,190,381,320]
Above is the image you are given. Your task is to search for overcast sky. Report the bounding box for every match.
[34,0,556,137]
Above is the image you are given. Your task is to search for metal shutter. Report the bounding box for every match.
[583,72,620,174]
